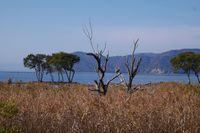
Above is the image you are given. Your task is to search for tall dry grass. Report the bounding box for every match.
[0,82,200,133]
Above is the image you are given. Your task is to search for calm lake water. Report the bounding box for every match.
[0,71,198,84]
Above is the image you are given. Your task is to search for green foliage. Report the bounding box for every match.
[23,54,47,82]
[0,100,19,118]
[170,52,200,84]
[23,54,46,69]
[48,52,80,83]
[48,52,80,70]
[45,55,56,82]
[171,52,193,73]
[23,54,36,69]
[0,100,20,133]
[191,54,200,83]
[0,125,21,133]
[23,52,80,83]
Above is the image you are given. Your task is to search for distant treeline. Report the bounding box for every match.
[24,52,80,83]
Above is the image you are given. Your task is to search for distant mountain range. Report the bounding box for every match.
[73,49,200,74]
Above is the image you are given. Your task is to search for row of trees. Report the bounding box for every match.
[23,22,199,96]
[24,52,80,83]
[23,21,142,95]
[171,52,200,84]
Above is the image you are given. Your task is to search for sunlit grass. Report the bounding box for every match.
[0,82,200,132]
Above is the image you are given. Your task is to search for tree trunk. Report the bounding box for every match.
[65,69,75,83]
[50,72,54,82]
[58,72,60,82]
[197,75,200,84]
[61,72,64,82]
[187,72,191,85]
[71,71,75,83]
[35,69,40,82]
[127,76,133,92]
[40,71,44,82]
[64,70,70,83]
[195,73,200,84]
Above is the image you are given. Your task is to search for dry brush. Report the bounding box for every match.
[0,82,200,132]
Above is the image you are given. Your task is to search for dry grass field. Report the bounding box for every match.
[0,82,200,133]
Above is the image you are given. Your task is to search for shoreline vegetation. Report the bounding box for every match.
[0,21,199,133]
[1,1,200,132]
[0,82,200,132]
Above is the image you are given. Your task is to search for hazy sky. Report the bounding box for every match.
[0,0,200,71]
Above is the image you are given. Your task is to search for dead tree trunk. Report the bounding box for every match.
[119,39,142,93]
[87,53,121,95]
[83,21,121,95]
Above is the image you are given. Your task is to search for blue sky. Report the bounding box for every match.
[0,0,200,71]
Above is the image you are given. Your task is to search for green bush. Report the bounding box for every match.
[0,100,20,133]
[0,125,21,133]
[0,100,19,118]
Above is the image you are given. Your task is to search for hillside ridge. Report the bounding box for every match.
[73,48,200,74]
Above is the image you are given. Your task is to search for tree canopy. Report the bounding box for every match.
[191,53,200,83]
[24,52,80,83]
[170,52,200,84]
[47,52,80,83]
[23,54,47,82]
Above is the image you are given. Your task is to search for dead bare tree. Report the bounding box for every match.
[119,39,142,93]
[83,21,121,95]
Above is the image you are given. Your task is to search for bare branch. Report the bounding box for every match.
[87,53,99,62]
[107,69,121,86]
[125,62,131,76]
[121,39,142,93]
[118,74,128,86]
[83,21,96,53]
[96,44,100,54]
[103,53,109,71]
[102,43,107,54]
[84,20,122,95]
[132,39,139,56]
[130,39,139,72]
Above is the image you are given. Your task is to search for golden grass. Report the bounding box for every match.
[0,82,200,133]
